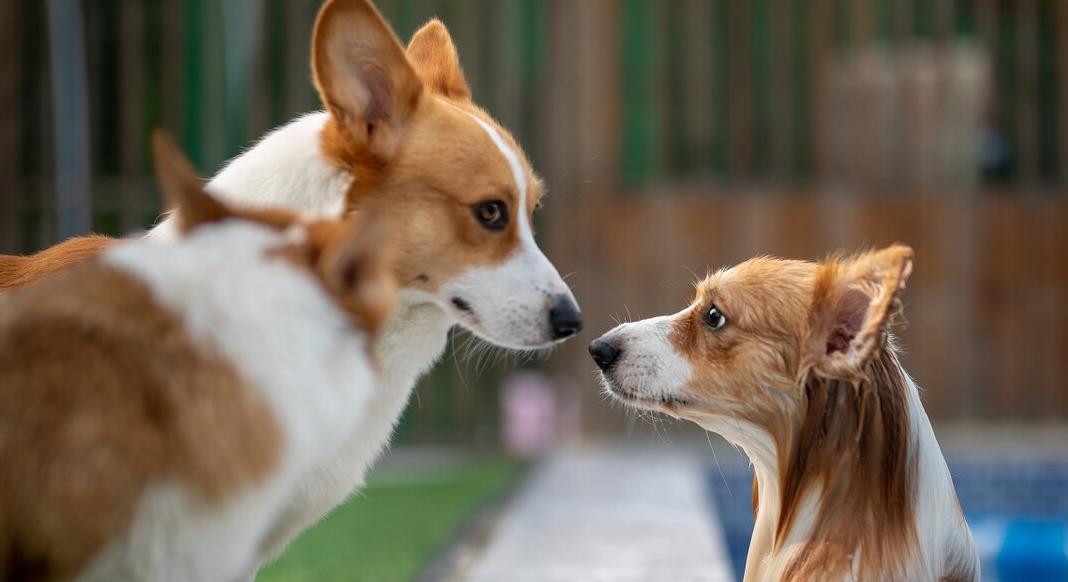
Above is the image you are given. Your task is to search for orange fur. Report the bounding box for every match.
[406,20,471,101]
[667,247,921,580]
[313,0,545,292]
[0,236,116,290]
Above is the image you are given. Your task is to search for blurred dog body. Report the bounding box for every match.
[0,136,396,581]
[590,246,978,581]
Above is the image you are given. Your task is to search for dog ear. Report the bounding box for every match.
[152,130,233,234]
[312,0,423,162]
[804,245,914,380]
[406,19,471,101]
[317,213,397,334]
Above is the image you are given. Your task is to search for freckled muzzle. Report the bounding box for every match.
[588,315,696,411]
[437,238,583,349]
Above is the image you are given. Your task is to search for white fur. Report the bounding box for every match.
[439,247,573,349]
[147,113,350,242]
[596,319,979,581]
[596,314,694,404]
[80,221,379,581]
[253,295,453,565]
[905,374,981,579]
[145,108,577,568]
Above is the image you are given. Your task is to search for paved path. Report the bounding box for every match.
[463,446,735,582]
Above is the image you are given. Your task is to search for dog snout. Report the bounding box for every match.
[548,295,583,340]
[588,338,621,371]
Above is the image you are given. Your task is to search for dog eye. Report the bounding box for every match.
[473,200,508,230]
[706,306,727,330]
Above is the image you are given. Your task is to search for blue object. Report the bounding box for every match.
[996,519,1068,581]
[704,456,1068,582]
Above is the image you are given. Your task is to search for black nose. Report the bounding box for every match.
[548,295,583,340]
[588,338,621,371]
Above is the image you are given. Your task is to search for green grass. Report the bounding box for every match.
[256,457,523,582]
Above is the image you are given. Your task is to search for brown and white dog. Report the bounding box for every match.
[0,134,396,581]
[589,246,979,581]
[0,0,580,570]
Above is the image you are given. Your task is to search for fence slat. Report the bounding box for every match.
[853,0,877,185]
[161,0,183,143]
[810,0,833,181]
[46,0,92,240]
[1058,0,1068,185]
[30,1,53,250]
[727,0,752,180]
[120,0,146,233]
[0,1,20,252]
[679,0,713,177]
[934,0,952,40]
[283,0,317,120]
[1056,201,1068,417]
[1016,0,1040,184]
[494,0,521,134]
[770,0,794,181]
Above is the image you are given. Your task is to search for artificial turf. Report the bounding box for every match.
[256,457,522,582]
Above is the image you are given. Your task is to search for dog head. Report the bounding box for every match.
[310,0,580,349]
[154,131,397,336]
[589,246,914,433]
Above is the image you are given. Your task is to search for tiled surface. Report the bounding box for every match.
[465,446,735,582]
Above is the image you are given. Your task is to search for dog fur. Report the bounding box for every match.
[591,246,979,581]
[0,134,396,581]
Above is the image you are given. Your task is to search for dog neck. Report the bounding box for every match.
[705,349,975,581]
[376,291,454,388]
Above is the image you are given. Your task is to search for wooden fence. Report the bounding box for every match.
[543,191,1068,429]
[617,0,1068,187]
[534,0,1068,425]
[1,0,1066,434]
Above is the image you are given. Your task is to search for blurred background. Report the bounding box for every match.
[1,1,1066,580]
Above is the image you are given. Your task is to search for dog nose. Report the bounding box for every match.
[588,338,621,371]
[548,295,583,340]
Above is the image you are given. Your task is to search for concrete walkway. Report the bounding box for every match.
[463,446,735,582]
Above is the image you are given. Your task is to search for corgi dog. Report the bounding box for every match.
[0,0,581,567]
[0,133,396,581]
[159,0,581,566]
[589,246,979,581]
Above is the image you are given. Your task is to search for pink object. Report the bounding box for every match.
[502,371,558,458]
